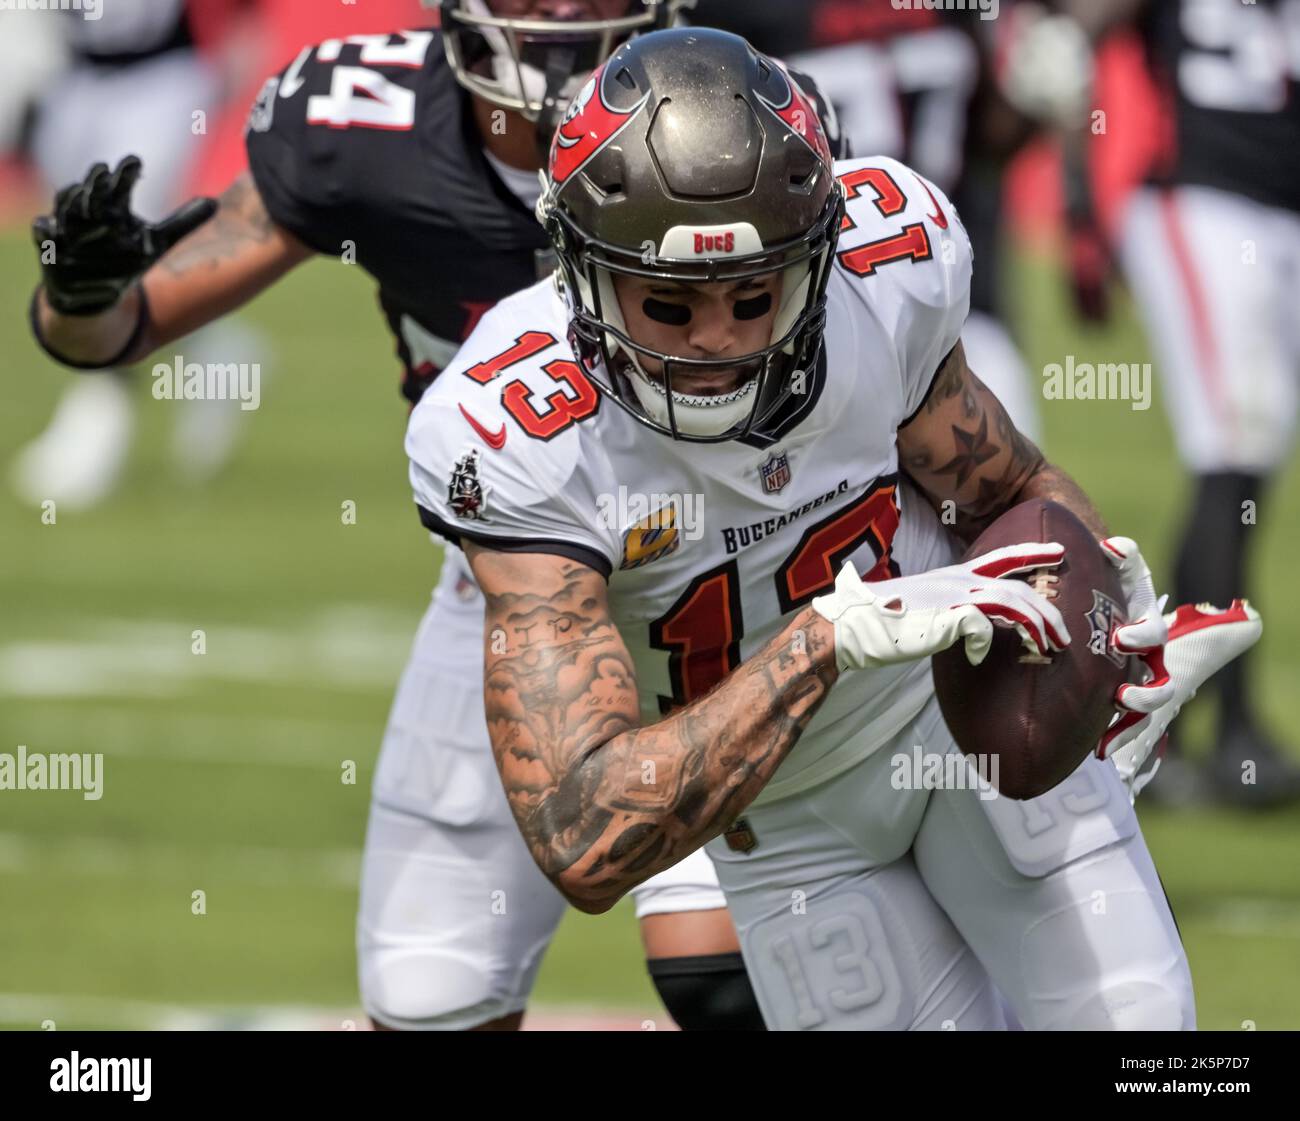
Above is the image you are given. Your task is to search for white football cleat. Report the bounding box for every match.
[10,373,134,511]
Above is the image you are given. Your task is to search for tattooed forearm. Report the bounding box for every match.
[136,173,309,353]
[470,547,838,913]
[159,174,277,278]
[900,341,1046,542]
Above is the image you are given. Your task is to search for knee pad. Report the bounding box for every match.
[647,953,766,1031]
[1018,888,1196,1032]
[361,950,519,1032]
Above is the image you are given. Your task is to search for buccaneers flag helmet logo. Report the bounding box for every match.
[549,63,650,187]
[757,64,833,167]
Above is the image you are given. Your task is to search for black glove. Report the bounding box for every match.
[32,155,217,316]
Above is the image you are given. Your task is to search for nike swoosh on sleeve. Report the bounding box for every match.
[459,403,507,449]
[915,175,949,230]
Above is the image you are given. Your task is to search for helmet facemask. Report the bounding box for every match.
[437,1,688,121]
[550,192,843,443]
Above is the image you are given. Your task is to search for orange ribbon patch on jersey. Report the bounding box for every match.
[620,504,681,570]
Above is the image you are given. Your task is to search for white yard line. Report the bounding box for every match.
[0,992,663,1031]
[0,605,420,699]
[1200,898,1300,940]
[5,705,384,769]
[2,822,1299,939]
[0,831,360,889]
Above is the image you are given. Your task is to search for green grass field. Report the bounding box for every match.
[2,229,1298,1030]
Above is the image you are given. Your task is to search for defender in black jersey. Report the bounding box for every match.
[245,25,554,406]
[28,1,845,1030]
[1138,0,1300,214]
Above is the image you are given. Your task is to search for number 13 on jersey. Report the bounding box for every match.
[651,477,901,712]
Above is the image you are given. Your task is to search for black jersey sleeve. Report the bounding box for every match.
[244,30,439,257]
[244,52,345,255]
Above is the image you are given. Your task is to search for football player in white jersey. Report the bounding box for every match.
[408,27,1262,1029]
[31,0,859,1032]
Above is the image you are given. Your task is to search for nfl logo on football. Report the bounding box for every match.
[1087,589,1128,668]
[760,450,791,494]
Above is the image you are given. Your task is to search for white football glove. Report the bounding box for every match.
[811,541,1069,672]
[1101,536,1175,716]
[1098,600,1263,801]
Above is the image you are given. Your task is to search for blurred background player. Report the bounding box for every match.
[13,0,270,512]
[0,10,66,209]
[26,0,863,1030]
[1003,0,1300,806]
[690,0,1043,443]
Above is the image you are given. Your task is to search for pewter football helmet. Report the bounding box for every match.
[539,27,843,442]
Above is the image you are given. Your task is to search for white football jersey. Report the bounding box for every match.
[408,157,972,804]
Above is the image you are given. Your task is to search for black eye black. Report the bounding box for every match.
[643,298,692,326]
[734,292,773,321]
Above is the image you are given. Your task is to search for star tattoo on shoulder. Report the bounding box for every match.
[933,411,998,488]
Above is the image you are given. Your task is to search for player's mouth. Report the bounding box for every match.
[667,365,758,400]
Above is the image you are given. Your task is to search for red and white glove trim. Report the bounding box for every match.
[1098,599,1263,799]
[961,541,1071,657]
[1102,536,1174,715]
[813,541,1070,671]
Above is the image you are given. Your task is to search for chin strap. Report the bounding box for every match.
[535,46,577,163]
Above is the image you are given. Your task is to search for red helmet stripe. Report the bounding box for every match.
[550,64,650,187]
[758,66,833,166]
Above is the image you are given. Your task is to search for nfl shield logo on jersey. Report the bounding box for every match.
[246,76,278,134]
[759,450,792,494]
[448,448,491,521]
[1085,589,1128,667]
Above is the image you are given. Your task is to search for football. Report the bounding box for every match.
[931,499,1131,800]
